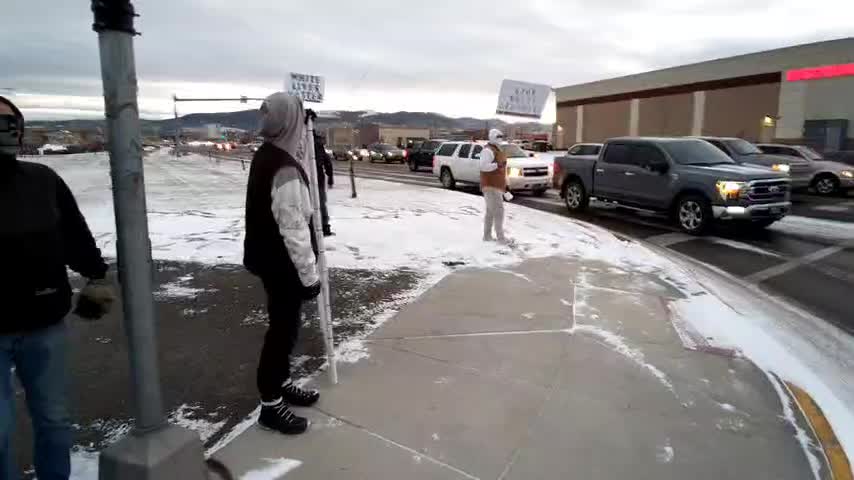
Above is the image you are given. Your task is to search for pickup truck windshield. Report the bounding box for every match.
[662,140,736,165]
[500,144,529,158]
[725,139,762,155]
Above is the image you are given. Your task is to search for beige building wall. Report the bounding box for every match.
[327,127,357,146]
[637,93,694,137]
[703,82,780,141]
[378,127,431,146]
[583,101,630,142]
[556,106,578,148]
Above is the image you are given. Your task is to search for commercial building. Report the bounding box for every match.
[554,38,854,152]
[358,125,431,148]
[326,127,358,147]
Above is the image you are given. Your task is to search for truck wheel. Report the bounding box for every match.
[675,194,712,235]
[563,179,589,212]
[812,174,840,196]
[440,168,456,190]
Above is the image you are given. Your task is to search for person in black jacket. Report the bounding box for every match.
[306,110,334,236]
[244,93,322,435]
[0,96,115,479]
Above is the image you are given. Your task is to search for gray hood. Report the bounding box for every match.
[259,92,307,166]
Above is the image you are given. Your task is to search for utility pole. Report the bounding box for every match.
[173,95,179,157]
[91,1,206,478]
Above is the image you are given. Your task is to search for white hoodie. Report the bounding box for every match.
[480,128,505,173]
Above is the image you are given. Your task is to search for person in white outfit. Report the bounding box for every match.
[479,128,508,242]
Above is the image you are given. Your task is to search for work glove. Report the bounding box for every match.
[301,281,322,300]
[74,278,116,320]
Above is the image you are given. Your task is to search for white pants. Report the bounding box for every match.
[483,187,505,240]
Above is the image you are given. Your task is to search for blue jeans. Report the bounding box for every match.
[0,323,71,480]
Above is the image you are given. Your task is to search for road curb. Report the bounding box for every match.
[784,381,853,480]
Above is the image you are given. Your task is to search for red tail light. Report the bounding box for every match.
[553,160,560,175]
[403,150,408,158]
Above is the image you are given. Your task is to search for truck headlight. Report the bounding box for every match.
[716,181,746,201]
[841,171,853,178]
[347,150,353,155]
[547,164,554,176]
[508,167,523,177]
[772,164,790,173]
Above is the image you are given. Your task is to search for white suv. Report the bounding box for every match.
[432,141,553,196]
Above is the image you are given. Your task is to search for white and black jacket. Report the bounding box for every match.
[243,143,318,286]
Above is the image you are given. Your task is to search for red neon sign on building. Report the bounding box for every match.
[786,63,854,82]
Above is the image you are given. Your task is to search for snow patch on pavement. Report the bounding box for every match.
[656,439,674,464]
[770,215,854,242]
[240,458,302,480]
[708,237,782,258]
[571,324,675,393]
[169,404,228,443]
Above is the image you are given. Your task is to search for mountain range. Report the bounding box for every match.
[28,110,552,137]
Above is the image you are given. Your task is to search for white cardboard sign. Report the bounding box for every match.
[286,72,325,103]
[495,79,551,118]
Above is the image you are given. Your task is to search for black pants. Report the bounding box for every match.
[318,178,330,232]
[257,275,303,402]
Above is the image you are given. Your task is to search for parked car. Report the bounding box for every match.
[531,140,551,152]
[406,139,445,172]
[332,145,359,162]
[554,137,791,234]
[433,141,552,196]
[565,143,603,160]
[756,143,854,195]
[692,136,811,189]
[368,143,406,163]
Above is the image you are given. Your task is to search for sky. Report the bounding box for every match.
[1,0,852,123]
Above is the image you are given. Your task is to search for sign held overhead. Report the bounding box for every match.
[287,72,325,103]
[496,79,551,118]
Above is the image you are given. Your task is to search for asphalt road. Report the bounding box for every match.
[341,159,854,337]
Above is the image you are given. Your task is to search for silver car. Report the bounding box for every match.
[757,144,854,195]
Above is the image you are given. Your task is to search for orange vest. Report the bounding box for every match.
[480,144,507,190]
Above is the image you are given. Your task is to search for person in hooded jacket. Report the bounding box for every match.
[0,95,115,479]
[479,128,509,242]
[243,93,322,435]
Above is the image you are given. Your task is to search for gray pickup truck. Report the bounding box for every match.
[554,137,792,234]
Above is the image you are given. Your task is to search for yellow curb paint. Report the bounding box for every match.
[786,381,852,480]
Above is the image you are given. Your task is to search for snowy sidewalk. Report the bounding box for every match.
[212,257,819,480]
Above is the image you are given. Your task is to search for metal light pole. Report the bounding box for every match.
[91,1,206,478]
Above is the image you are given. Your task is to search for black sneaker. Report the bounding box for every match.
[323,229,335,237]
[282,381,320,407]
[258,400,309,434]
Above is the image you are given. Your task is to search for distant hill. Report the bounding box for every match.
[29,110,552,137]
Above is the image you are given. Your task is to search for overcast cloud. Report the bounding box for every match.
[1,0,852,121]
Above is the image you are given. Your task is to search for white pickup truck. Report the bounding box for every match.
[432,141,553,196]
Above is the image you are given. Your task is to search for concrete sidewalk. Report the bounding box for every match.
[213,256,819,480]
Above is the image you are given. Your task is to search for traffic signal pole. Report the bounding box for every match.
[91,1,207,478]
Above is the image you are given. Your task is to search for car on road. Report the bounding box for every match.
[554,137,792,234]
[692,136,812,189]
[332,145,359,162]
[368,143,407,163]
[756,143,854,196]
[433,141,553,196]
[406,139,445,172]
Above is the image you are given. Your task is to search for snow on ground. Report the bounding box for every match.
[240,458,302,480]
[770,215,854,242]
[36,150,854,471]
[39,150,676,276]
